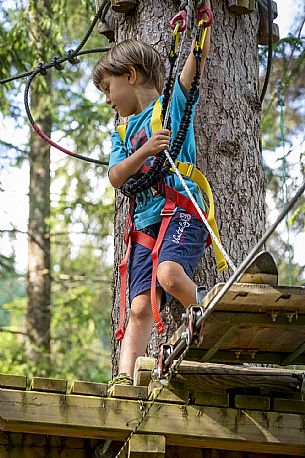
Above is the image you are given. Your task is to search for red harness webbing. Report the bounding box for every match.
[115,184,208,342]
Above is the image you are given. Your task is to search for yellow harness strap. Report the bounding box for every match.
[116,98,227,272]
[170,161,227,272]
[117,123,127,143]
[117,99,163,142]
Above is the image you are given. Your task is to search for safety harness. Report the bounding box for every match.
[115,3,227,342]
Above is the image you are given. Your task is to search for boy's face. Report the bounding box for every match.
[99,73,137,117]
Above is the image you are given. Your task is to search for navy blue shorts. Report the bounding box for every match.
[128,209,209,304]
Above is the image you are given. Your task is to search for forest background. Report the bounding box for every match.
[0,0,304,383]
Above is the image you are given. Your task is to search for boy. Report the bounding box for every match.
[93,4,211,388]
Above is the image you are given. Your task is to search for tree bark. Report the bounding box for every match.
[27,0,52,365]
[27,80,51,361]
[110,0,266,375]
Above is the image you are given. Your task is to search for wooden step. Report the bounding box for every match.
[134,357,305,396]
[169,283,305,366]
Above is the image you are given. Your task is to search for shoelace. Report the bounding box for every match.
[108,373,133,388]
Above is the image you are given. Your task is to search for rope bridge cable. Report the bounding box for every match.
[195,180,305,329]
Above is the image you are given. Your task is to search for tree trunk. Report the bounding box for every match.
[27,79,51,363]
[27,0,52,366]
[110,0,266,375]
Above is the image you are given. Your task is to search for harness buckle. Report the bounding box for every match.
[185,163,195,179]
[160,206,177,217]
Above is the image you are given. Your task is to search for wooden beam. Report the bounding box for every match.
[70,380,107,397]
[200,325,239,362]
[188,349,305,366]
[128,434,166,457]
[134,358,305,395]
[1,389,305,455]
[281,339,305,366]
[30,377,67,393]
[0,374,27,390]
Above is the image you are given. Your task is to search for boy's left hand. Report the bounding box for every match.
[139,129,171,158]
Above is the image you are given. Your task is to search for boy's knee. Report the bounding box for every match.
[157,261,182,294]
[130,293,151,321]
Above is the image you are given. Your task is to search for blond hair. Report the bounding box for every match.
[92,39,165,94]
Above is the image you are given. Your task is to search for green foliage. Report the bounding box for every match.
[0,271,112,382]
[0,0,114,381]
[260,33,305,150]
[260,21,305,285]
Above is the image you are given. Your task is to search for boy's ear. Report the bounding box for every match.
[127,66,137,85]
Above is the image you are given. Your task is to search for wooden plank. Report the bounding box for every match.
[30,377,67,394]
[198,322,305,354]
[0,448,93,458]
[128,434,165,457]
[134,357,155,386]
[281,340,305,366]
[0,374,27,390]
[110,385,148,400]
[188,349,305,366]
[148,382,189,404]
[199,311,305,327]
[111,0,137,13]
[200,324,239,362]
[166,447,203,458]
[235,395,270,411]
[1,389,305,455]
[274,399,305,415]
[199,283,305,311]
[0,431,100,457]
[194,392,229,407]
[70,380,107,397]
[136,359,305,395]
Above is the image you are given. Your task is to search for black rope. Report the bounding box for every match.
[23,49,111,166]
[0,0,111,86]
[1,0,111,165]
[260,0,274,102]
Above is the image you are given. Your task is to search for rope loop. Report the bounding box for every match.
[66,49,80,65]
[37,62,48,76]
[51,56,64,71]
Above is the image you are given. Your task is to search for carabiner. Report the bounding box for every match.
[195,27,208,52]
[197,5,213,28]
[170,9,187,33]
[169,23,181,58]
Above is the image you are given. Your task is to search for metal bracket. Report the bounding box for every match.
[181,306,205,345]
[152,344,173,381]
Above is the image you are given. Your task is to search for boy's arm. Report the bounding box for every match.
[109,129,171,189]
[180,1,211,93]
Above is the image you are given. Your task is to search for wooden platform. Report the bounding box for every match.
[169,283,305,365]
[1,373,305,456]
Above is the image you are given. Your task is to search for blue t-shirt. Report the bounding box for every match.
[109,78,205,230]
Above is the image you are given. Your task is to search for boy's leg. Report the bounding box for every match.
[157,260,196,307]
[157,209,209,308]
[118,288,162,378]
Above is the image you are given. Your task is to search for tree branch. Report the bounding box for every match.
[0,327,28,337]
